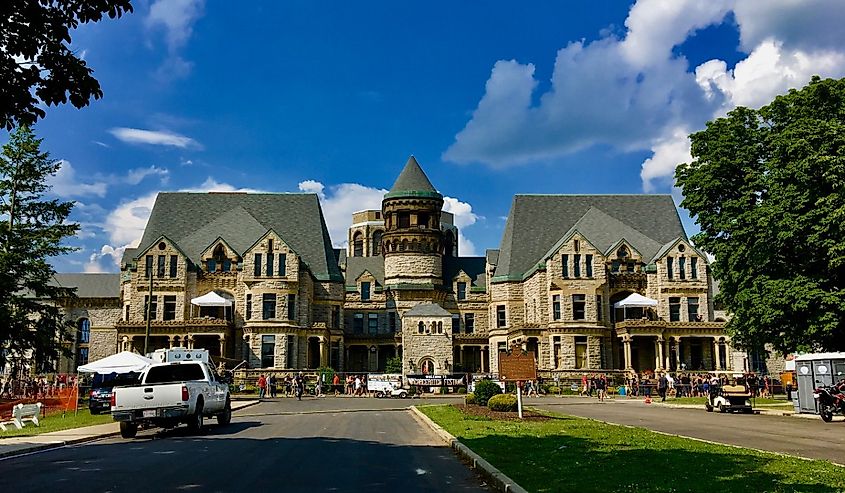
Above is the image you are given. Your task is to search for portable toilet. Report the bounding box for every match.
[794,352,845,413]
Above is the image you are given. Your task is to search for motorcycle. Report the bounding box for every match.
[813,380,845,422]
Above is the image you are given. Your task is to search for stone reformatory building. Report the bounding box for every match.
[50,157,739,377]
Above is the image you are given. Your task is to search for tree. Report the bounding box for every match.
[1,0,134,130]
[0,126,79,371]
[676,76,845,353]
[385,356,402,374]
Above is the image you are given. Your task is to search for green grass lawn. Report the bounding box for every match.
[421,405,845,493]
[0,410,113,438]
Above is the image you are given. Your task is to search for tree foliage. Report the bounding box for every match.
[676,76,845,353]
[0,0,134,129]
[385,356,402,374]
[0,126,79,370]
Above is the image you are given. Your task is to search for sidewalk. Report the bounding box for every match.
[0,400,259,460]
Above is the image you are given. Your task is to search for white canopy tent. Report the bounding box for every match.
[190,291,233,320]
[613,293,659,321]
[77,351,154,374]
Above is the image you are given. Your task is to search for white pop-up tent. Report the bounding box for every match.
[77,351,154,374]
[613,293,659,320]
[190,291,233,320]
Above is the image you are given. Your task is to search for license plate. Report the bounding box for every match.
[143,409,156,418]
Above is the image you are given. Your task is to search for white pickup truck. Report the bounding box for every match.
[111,361,231,438]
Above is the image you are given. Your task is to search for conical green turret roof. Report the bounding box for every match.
[385,156,441,199]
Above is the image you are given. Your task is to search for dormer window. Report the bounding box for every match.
[361,281,371,301]
[617,246,629,258]
[457,282,467,300]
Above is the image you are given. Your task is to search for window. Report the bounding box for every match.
[373,231,383,256]
[354,313,364,334]
[464,313,474,333]
[418,321,424,334]
[398,213,410,228]
[145,255,153,279]
[157,255,166,278]
[77,319,90,343]
[573,254,581,278]
[452,314,460,333]
[254,253,262,277]
[574,239,580,252]
[586,254,593,277]
[388,311,396,332]
[353,233,364,257]
[278,253,286,276]
[207,259,217,272]
[457,282,467,300]
[575,336,588,369]
[246,294,252,320]
[496,305,506,328]
[77,347,89,366]
[124,304,130,321]
[679,256,686,280]
[169,255,177,278]
[669,297,681,322]
[333,305,340,329]
[667,256,674,280]
[561,254,569,278]
[287,294,296,320]
[611,260,620,273]
[286,336,295,368]
[572,294,586,320]
[687,297,700,322]
[552,295,561,321]
[368,313,378,334]
[222,260,231,272]
[597,295,603,321]
[146,364,205,384]
[361,281,371,301]
[417,213,429,227]
[266,251,274,277]
[691,257,698,279]
[163,295,177,321]
[262,293,276,320]
[144,295,157,321]
[261,335,275,368]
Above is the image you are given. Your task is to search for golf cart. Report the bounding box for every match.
[705,384,753,413]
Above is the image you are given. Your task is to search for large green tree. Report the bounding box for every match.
[1,0,134,130]
[676,76,845,353]
[0,126,78,371]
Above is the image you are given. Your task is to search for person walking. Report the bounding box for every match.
[257,374,267,399]
[333,373,341,396]
[268,374,277,398]
[657,373,668,402]
[295,372,304,400]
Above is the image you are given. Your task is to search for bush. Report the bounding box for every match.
[545,385,561,395]
[473,379,503,406]
[488,393,518,412]
[465,392,476,405]
[457,387,467,394]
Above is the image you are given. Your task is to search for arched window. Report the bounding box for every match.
[353,232,364,257]
[617,246,629,258]
[400,239,408,252]
[418,321,425,334]
[372,230,383,256]
[437,321,443,333]
[444,231,454,257]
[77,318,90,344]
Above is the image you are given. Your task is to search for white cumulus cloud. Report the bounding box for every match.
[110,127,200,148]
[47,160,108,198]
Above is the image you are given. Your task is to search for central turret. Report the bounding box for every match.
[382,156,444,288]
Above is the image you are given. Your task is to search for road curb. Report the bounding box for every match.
[0,400,260,461]
[409,406,529,493]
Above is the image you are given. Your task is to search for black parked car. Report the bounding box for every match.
[88,372,141,415]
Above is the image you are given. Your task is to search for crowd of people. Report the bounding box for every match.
[252,373,381,399]
[1,375,78,400]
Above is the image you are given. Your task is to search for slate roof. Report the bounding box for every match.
[494,195,686,280]
[344,256,385,286]
[404,302,452,317]
[443,256,487,289]
[129,192,342,281]
[51,273,120,298]
[388,156,439,195]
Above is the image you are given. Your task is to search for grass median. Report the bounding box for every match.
[0,410,113,438]
[420,404,844,493]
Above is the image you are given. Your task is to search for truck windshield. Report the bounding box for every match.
[145,364,205,384]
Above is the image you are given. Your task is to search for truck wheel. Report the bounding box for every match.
[217,399,232,426]
[399,392,407,399]
[188,401,204,434]
[120,422,138,439]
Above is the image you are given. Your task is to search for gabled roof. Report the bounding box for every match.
[199,237,241,260]
[132,193,342,281]
[51,273,120,298]
[405,302,451,317]
[494,195,686,280]
[385,156,441,199]
[443,256,487,289]
[344,256,385,286]
[650,237,709,264]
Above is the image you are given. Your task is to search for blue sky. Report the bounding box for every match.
[12,0,845,272]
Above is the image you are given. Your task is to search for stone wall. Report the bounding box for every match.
[384,253,442,284]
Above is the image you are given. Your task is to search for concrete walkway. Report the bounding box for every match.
[0,400,258,459]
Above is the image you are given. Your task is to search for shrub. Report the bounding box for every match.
[473,379,503,406]
[488,393,518,412]
[546,385,561,395]
[465,392,476,405]
[457,387,467,394]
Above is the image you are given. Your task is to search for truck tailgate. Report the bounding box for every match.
[113,384,185,412]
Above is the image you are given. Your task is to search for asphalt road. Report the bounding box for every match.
[0,397,489,493]
[528,397,845,464]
